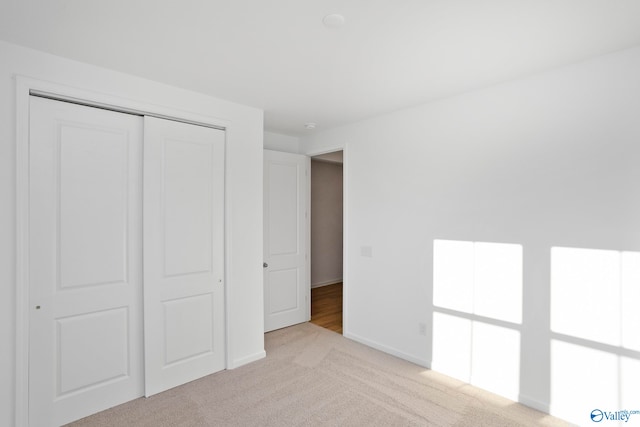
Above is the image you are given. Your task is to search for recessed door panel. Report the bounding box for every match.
[267,268,299,314]
[59,124,129,289]
[268,163,299,255]
[57,308,130,395]
[164,294,214,365]
[163,139,213,277]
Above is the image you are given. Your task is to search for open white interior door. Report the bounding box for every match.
[263,150,310,332]
[143,117,225,396]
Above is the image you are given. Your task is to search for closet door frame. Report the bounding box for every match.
[14,76,230,426]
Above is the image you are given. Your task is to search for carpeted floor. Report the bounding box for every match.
[68,322,573,426]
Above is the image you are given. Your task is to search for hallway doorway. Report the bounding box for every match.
[309,151,343,334]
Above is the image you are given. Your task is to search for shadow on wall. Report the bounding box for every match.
[431,240,640,426]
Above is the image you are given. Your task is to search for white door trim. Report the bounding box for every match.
[15,75,231,426]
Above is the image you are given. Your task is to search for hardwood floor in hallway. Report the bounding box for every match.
[310,282,343,334]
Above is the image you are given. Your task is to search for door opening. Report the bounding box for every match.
[309,151,344,334]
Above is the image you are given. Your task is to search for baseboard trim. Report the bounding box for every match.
[229,350,266,369]
[311,278,343,288]
[344,331,430,368]
[518,394,550,414]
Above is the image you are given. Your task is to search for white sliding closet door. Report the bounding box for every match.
[143,117,226,396]
[28,97,227,425]
[28,96,144,426]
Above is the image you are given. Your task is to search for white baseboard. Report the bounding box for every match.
[229,350,266,369]
[311,278,343,288]
[518,394,550,414]
[344,331,555,420]
[344,331,430,368]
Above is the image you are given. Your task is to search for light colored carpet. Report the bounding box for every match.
[68,322,573,426]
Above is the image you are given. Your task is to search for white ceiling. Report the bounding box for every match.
[2,1,640,136]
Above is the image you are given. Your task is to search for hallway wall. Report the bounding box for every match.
[311,159,343,287]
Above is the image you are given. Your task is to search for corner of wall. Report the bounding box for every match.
[344,331,430,368]
[518,394,550,414]
[229,350,267,370]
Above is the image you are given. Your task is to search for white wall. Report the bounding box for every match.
[300,46,640,424]
[310,160,343,287]
[263,131,300,153]
[0,41,265,426]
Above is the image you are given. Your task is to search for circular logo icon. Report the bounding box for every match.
[591,409,604,422]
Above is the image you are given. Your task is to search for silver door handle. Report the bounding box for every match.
[263,262,268,268]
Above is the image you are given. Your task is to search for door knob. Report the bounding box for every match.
[263,262,268,268]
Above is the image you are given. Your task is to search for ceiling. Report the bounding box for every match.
[2,1,640,136]
[313,151,343,164]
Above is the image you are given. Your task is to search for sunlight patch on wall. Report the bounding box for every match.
[551,340,618,422]
[433,240,473,313]
[621,357,640,410]
[551,247,640,348]
[551,340,640,425]
[621,252,640,351]
[434,239,522,323]
[432,313,521,400]
[471,321,520,399]
[550,247,640,425]
[432,239,522,400]
[432,313,471,381]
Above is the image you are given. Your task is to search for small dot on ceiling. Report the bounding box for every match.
[322,14,345,29]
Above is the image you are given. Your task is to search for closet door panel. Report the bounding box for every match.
[143,117,225,396]
[28,96,144,426]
